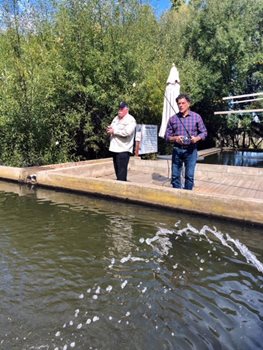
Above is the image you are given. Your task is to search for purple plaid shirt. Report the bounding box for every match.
[165,111,207,145]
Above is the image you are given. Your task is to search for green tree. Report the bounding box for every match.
[181,0,263,147]
[0,0,262,166]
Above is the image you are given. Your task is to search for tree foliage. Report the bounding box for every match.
[0,0,262,166]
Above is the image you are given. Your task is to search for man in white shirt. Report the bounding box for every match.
[106,102,136,181]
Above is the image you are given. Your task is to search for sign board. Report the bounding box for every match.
[135,124,158,155]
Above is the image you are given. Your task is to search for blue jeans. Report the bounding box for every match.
[171,146,197,190]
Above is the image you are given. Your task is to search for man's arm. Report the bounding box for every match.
[190,114,207,144]
[197,115,208,140]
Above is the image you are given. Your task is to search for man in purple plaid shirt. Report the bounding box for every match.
[165,93,207,190]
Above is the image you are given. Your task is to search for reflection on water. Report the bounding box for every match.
[198,151,263,168]
[0,182,262,350]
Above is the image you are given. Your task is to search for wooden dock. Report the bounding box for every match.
[0,150,262,225]
[141,148,263,201]
[127,162,263,201]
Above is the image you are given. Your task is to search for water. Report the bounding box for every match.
[198,150,263,168]
[0,182,262,350]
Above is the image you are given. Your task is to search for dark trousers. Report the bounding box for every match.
[113,152,130,181]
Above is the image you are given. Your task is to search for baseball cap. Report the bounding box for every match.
[119,101,128,109]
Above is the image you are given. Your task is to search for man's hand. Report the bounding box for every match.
[191,136,201,144]
[106,126,114,135]
[170,135,184,144]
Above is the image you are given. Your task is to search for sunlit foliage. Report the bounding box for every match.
[0,0,262,166]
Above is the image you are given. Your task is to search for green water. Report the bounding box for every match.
[0,182,262,350]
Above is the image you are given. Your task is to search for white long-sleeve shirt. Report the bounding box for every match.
[109,113,136,153]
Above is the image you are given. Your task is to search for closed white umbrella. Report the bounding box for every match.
[159,64,180,138]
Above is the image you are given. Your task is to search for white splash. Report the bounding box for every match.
[142,223,263,274]
[144,228,174,256]
[130,257,145,262]
[120,254,131,263]
[121,280,128,289]
[93,316,99,322]
[141,287,147,294]
[106,285,113,292]
[226,234,263,273]
[120,254,146,264]
[108,257,116,267]
[74,309,79,317]
[196,225,263,273]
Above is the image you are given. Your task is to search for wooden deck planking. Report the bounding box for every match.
[128,165,263,201]
[253,180,263,199]
[207,178,255,198]
[195,174,263,199]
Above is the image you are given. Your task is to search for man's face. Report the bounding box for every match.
[177,98,190,115]
[118,107,128,119]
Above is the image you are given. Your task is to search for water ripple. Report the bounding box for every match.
[0,187,262,349]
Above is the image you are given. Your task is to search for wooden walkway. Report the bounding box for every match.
[126,168,263,200]
[194,175,263,200]
[0,150,262,224]
[127,152,263,201]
